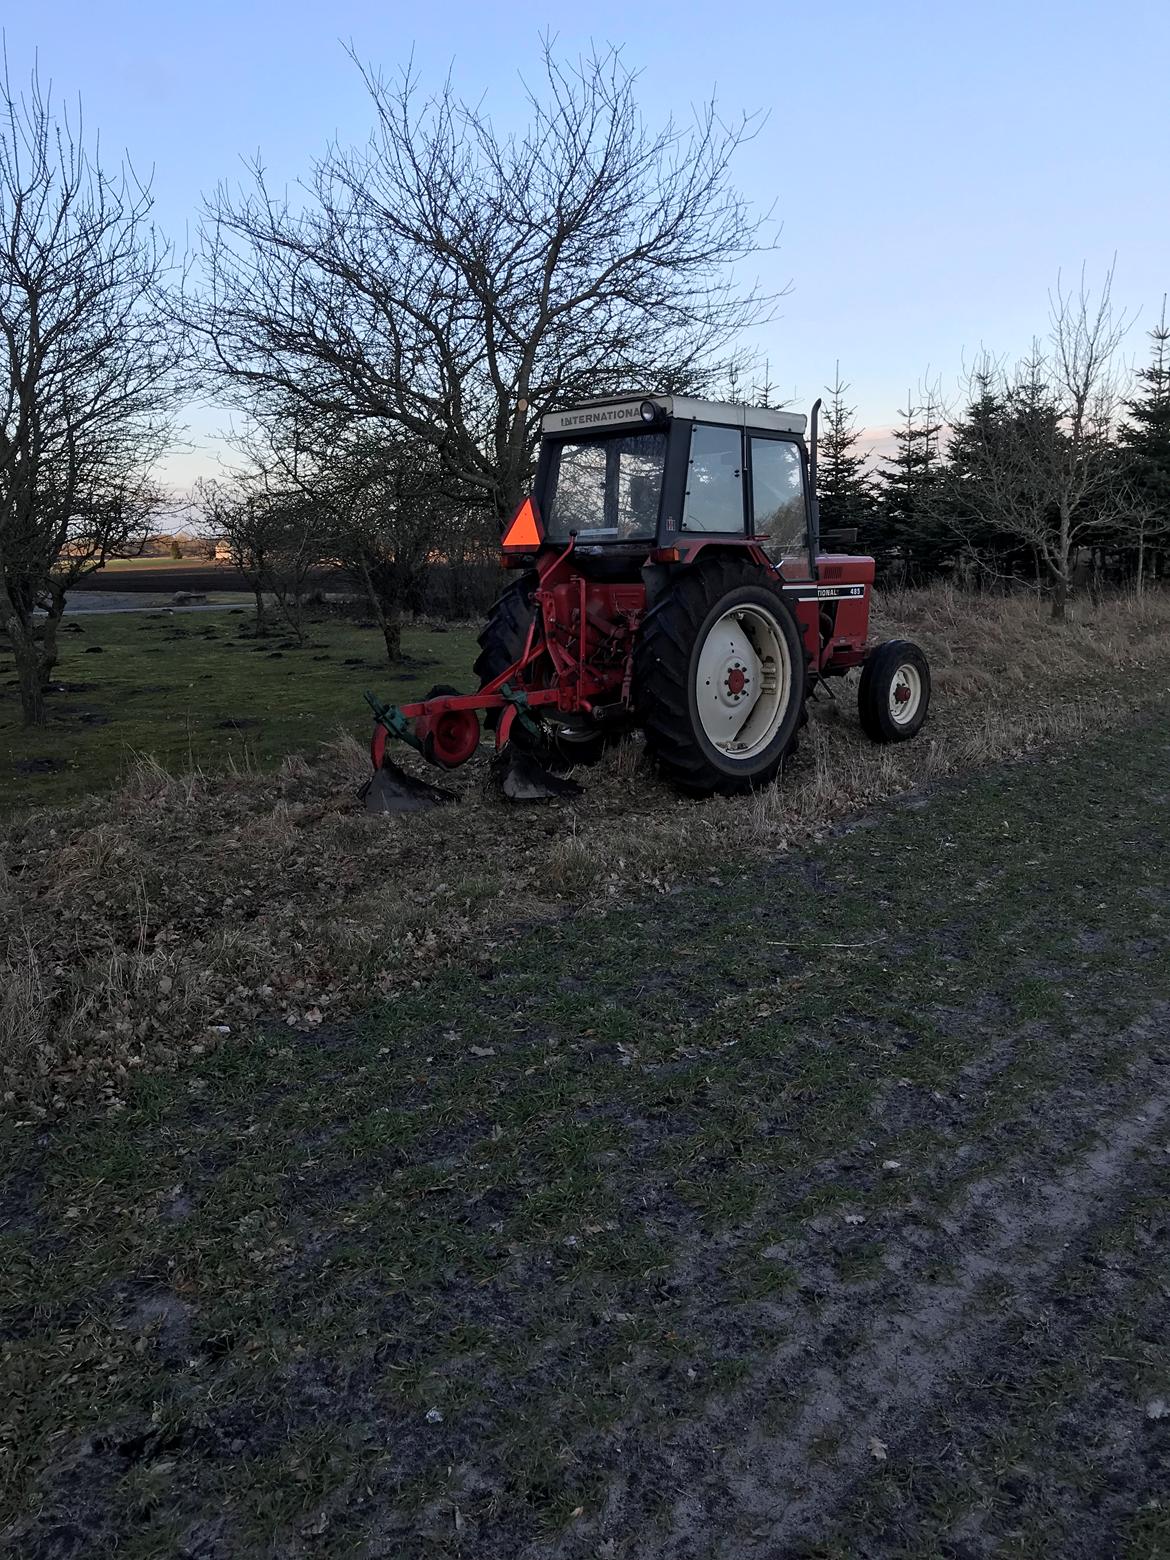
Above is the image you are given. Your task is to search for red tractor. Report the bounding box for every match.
[365,394,930,810]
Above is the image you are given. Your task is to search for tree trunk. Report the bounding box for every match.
[495,463,527,532]
[382,613,401,662]
[4,610,49,725]
[0,568,62,724]
[15,644,47,723]
[353,552,403,664]
[40,597,62,697]
[252,587,267,635]
[273,584,304,644]
[1053,503,1075,622]
[1137,527,1146,599]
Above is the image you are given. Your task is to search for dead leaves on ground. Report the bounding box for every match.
[5,588,1170,1117]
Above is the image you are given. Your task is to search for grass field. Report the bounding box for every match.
[4,586,1170,1556]
[1,611,478,811]
[2,709,1170,1557]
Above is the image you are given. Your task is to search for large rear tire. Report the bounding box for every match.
[633,558,807,795]
[474,573,537,719]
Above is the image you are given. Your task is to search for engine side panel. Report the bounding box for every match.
[785,554,876,672]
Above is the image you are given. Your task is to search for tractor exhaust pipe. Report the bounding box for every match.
[808,397,822,553]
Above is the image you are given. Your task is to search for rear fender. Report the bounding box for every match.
[662,537,775,572]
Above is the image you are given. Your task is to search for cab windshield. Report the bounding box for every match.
[545,429,666,541]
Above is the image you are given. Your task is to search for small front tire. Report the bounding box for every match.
[858,640,931,742]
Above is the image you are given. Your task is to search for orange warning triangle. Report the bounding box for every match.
[502,496,541,549]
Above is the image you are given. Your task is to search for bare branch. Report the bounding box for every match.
[192,41,783,521]
[0,59,186,721]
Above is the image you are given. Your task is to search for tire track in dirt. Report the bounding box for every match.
[513,724,1170,1560]
[631,1014,1170,1558]
[728,1051,1169,1550]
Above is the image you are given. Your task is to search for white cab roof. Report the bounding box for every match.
[542,395,806,437]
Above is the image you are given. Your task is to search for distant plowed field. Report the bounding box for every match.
[87,563,342,594]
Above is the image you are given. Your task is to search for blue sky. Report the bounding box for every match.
[5,0,1169,486]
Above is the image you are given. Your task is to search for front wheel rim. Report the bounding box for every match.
[695,603,792,760]
[888,663,923,725]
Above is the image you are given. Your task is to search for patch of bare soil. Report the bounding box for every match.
[645,1026,1170,1558]
[10,758,68,777]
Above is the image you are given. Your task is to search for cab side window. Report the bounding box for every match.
[682,424,745,533]
[750,438,807,568]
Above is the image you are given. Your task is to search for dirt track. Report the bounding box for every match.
[85,565,346,595]
[84,564,243,593]
[55,590,251,613]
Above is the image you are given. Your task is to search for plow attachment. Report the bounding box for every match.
[362,690,459,814]
[361,762,457,815]
[360,532,608,812]
[492,746,584,802]
[362,685,582,813]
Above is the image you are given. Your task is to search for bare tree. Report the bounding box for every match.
[196,41,780,524]
[942,271,1129,620]
[264,489,320,645]
[226,405,490,660]
[195,465,321,641]
[194,477,277,635]
[0,63,185,722]
[1112,490,1170,597]
[331,445,472,659]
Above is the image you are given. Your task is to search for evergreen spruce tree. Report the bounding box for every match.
[941,354,1071,587]
[1118,299,1170,587]
[816,364,875,537]
[754,359,777,410]
[876,388,946,579]
[946,366,1004,474]
[943,367,1025,579]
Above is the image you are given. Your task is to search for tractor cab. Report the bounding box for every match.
[514,395,817,582]
[505,393,876,679]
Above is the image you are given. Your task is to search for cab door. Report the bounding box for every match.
[747,436,813,581]
[678,422,747,535]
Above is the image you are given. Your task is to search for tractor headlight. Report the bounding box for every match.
[640,399,660,424]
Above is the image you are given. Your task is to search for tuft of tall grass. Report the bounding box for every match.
[0,926,53,1085]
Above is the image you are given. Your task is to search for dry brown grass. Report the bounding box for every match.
[4,585,1170,1116]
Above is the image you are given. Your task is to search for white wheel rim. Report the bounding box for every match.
[888,663,922,726]
[695,604,792,760]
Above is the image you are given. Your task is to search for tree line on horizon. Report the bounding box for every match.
[815,293,1170,615]
[1,41,1169,726]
